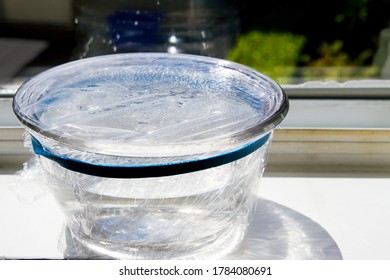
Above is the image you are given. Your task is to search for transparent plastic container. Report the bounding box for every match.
[13,53,288,259]
[72,0,240,59]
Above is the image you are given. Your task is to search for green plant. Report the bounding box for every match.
[228,31,306,83]
[302,40,379,80]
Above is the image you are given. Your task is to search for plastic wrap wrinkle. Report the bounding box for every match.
[14,54,286,162]
[41,146,266,259]
[12,158,51,204]
[62,198,342,260]
[12,156,342,260]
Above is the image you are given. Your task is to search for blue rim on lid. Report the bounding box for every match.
[13,53,288,178]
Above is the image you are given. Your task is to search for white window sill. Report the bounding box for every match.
[1,175,389,260]
[259,177,390,260]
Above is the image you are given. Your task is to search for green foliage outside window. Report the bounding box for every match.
[228,31,379,83]
[228,0,385,83]
[228,31,306,84]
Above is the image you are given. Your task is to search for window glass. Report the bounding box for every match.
[227,0,390,86]
[1,0,390,89]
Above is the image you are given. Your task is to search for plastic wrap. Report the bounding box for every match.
[60,197,342,260]
[12,158,343,260]
[12,53,288,259]
[40,142,269,259]
[12,156,51,204]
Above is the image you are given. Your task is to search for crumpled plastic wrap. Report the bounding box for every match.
[60,198,343,260]
[13,54,287,165]
[14,131,342,260]
[12,156,51,204]
[13,155,342,260]
[37,142,269,260]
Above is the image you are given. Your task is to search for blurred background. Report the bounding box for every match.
[1,0,390,84]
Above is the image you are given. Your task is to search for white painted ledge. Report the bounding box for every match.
[1,175,389,259]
